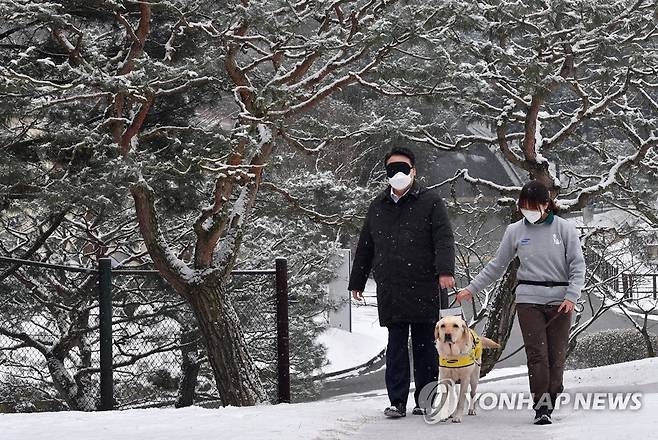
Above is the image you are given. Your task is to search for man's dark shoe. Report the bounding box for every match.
[533,408,552,425]
[384,403,406,418]
[411,406,425,415]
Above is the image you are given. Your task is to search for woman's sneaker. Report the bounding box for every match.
[533,409,552,425]
[384,403,406,418]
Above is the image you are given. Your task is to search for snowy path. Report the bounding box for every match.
[347,359,658,439]
[348,397,658,440]
[3,358,657,440]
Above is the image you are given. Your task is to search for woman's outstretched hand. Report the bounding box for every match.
[557,299,575,314]
[456,288,473,304]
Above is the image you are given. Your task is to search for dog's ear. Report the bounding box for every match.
[462,323,471,344]
[434,322,440,341]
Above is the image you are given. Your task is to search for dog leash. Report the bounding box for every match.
[440,288,583,364]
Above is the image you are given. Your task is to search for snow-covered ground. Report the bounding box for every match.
[316,279,387,374]
[3,357,656,439]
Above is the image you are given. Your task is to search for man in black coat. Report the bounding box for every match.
[348,147,456,418]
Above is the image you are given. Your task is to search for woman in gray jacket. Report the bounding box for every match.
[456,180,586,425]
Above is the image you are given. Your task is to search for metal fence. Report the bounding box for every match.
[0,255,289,412]
[620,273,658,300]
[582,245,657,300]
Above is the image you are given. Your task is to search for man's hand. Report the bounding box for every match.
[557,299,575,314]
[439,274,455,289]
[351,290,364,301]
[456,288,473,304]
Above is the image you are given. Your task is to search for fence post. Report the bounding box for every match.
[98,258,113,410]
[275,257,290,404]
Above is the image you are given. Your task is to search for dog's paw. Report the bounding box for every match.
[451,417,462,423]
[468,409,477,416]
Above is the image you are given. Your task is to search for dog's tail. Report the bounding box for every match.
[480,336,501,349]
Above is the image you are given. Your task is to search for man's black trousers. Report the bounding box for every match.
[384,322,438,408]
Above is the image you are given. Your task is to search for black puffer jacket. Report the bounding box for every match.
[348,181,455,326]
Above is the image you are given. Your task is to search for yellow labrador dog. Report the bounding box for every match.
[434,315,501,423]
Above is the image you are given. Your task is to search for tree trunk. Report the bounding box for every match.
[186,280,268,406]
[46,308,95,411]
[641,328,656,358]
[175,326,201,408]
[480,258,520,376]
[46,356,95,411]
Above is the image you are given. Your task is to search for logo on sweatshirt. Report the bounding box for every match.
[552,234,562,245]
[520,238,530,245]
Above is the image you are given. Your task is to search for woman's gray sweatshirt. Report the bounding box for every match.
[465,214,586,304]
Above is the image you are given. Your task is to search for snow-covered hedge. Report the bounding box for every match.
[566,329,658,370]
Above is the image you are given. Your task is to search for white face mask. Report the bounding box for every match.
[389,172,413,191]
[521,208,543,224]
